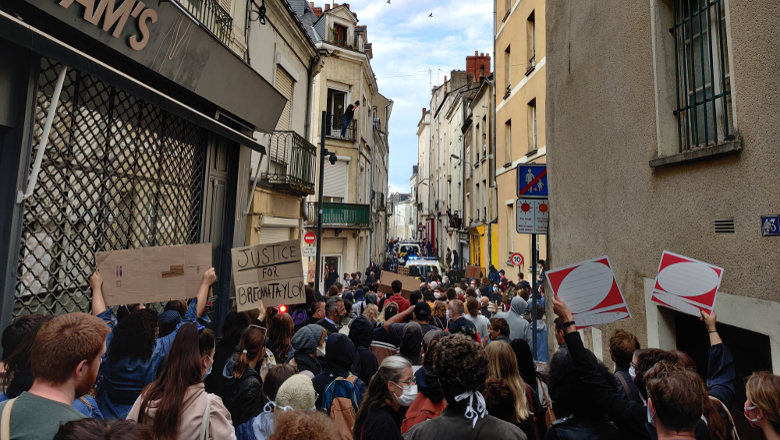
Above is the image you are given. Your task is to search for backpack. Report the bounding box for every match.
[322,375,361,440]
[505,283,518,304]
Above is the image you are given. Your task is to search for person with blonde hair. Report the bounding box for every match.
[363,304,379,326]
[745,371,780,439]
[485,341,546,439]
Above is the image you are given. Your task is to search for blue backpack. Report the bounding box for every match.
[322,376,361,440]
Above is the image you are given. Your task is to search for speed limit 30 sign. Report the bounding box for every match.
[510,253,524,266]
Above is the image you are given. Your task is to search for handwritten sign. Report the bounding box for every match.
[465,266,484,279]
[651,251,722,317]
[378,271,419,299]
[546,256,631,329]
[231,240,305,311]
[95,243,212,306]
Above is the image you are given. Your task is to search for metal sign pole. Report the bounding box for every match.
[314,111,327,296]
[531,233,537,360]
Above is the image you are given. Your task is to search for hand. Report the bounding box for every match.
[257,301,266,321]
[201,267,217,286]
[90,270,103,291]
[552,295,574,323]
[700,310,717,332]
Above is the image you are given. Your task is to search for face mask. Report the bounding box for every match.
[744,405,759,427]
[628,366,636,380]
[434,292,441,299]
[646,405,655,425]
[394,383,417,407]
[493,287,499,292]
[203,356,213,379]
[317,346,326,358]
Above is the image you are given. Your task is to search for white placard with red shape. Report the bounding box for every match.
[651,251,722,317]
[546,256,631,329]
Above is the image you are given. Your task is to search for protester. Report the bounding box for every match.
[510,339,549,412]
[221,325,275,426]
[645,361,708,440]
[267,313,295,362]
[290,324,326,379]
[372,302,401,365]
[393,322,424,369]
[744,372,780,439]
[485,342,546,440]
[464,297,490,345]
[552,317,567,352]
[384,302,438,335]
[493,296,532,344]
[308,299,327,326]
[349,316,380,385]
[401,330,447,434]
[53,419,151,440]
[488,318,511,344]
[351,289,368,319]
[206,310,253,394]
[385,280,411,312]
[236,371,316,440]
[479,297,492,319]
[530,305,548,362]
[91,268,213,419]
[128,323,235,440]
[0,314,48,399]
[268,410,339,440]
[446,300,479,342]
[353,356,414,440]
[431,301,448,330]
[403,334,526,439]
[312,333,368,408]
[317,297,346,334]
[479,277,492,300]
[546,347,619,439]
[363,304,380,327]
[325,265,340,292]
[0,313,109,440]
[608,329,643,406]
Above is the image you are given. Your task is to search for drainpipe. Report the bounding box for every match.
[304,58,315,140]
[487,0,498,269]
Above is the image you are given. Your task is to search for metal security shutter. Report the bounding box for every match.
[258,227,291,244]
[14,58,208,317]
[323,161,348,199]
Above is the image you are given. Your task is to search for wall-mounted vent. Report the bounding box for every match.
[714,219,735,234]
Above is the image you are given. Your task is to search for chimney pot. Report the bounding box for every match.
[345,3,350,9]
[324,3,330,10]
[309,1,314,7]
[474,51,478,56]
[334,2,338,8]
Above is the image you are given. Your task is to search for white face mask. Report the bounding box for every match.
[628,365,636,380]
[393,383,417,407]
[316,345,326,357]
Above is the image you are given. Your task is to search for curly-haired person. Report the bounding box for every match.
[403,334,527,440]
[268,409,339,440]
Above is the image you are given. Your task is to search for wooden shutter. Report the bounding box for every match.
[272,67,294,162]
[259,227,291,244]
[323,161,348,199]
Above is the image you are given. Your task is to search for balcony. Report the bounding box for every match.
[306,202,371,228]
[325,114,357,142]
[176,0,233,46]
[373,191,386,211]
[260,131,317,196]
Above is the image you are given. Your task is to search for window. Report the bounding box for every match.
[504,46,512,97]
[504,120,512,164]
[465,147,471,179]
[332,23,348,46]
[527,99,537,152]
[672,0,733,151]
[506,203,514,252]
[526,11,536,75]
[505,0,511,18]
[323,159,348,202]
[271,66,294,171]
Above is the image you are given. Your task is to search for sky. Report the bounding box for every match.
[339,0,493,194]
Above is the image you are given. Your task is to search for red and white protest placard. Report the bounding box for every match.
[651,251,722,317]
[546,256,631,329]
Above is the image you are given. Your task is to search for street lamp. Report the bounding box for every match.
[450,154,474,168]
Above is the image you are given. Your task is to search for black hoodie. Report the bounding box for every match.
[413,366,445,403]
[311,333,368,409]
[348,316,379,385]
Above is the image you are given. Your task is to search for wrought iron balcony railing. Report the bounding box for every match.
[305,202,371,228]
[261,131,317,196]
[325,114,357,142]
[177,0,233,46]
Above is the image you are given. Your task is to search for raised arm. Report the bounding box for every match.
[701,311,735,408]
[195,267,217,318]
[90,270,107,316]
[384,303,414,331]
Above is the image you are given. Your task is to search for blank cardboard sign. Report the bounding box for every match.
[95,243,212,306]
[231,240,306,311]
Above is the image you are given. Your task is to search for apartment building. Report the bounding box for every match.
[495,0,547,278]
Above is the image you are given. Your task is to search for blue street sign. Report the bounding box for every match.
[762,216,780,236]
[517,164,548,198]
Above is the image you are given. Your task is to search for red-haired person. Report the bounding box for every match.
[0,313,109,440]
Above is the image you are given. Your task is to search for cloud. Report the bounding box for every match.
[335,0,493,197]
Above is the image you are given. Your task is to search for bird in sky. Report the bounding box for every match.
[428,12,433,17]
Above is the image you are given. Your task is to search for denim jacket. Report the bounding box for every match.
[96,299,207,419]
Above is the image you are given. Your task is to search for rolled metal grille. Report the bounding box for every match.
[14,58,208,317]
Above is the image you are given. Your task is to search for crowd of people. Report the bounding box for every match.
[1,263,780,440]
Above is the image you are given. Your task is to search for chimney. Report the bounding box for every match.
[309,1,314,7]
[333,2,338,8]
[422,107,426,117]
[475,51,478,56]
[444,76,447,93]
[324,3,330,10]
[344,3,350,9]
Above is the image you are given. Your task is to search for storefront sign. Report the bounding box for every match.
[59,0,157,50]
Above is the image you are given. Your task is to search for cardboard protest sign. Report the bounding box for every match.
[651,251,722,317]
[378,271,420,299]
[465,265,484,279]
[546,256,631,329]
[231,240,305,312]
[95,243,212,306]
[307,261,315,283]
